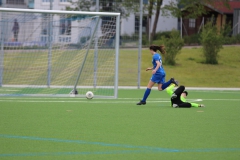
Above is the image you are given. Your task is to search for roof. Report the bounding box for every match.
[181,1,240,15]
[212,1,240,14]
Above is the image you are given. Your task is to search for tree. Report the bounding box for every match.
[145,0,230,43]
[66,0,139,19]
[65,0,93,11]
[161,0,230,65]
[151,0,163,44]
[65,0,231,45]
[162,0,230,18]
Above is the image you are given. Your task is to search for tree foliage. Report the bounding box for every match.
[66,0,139,19]
[162,0,230,18]
[66,0,93,11]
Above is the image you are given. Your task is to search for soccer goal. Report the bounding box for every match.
[0,8,120,98]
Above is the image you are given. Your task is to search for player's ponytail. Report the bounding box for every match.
[149,45,166,54]
[158,45,165,54]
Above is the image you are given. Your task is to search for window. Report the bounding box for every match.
[59,15,71,43]
[42,0,54,2]
[135,15,147,33]
[7,0,24,4]
[59,15,71,35]
[60,0,68,2]
[41,14,49,42]
[59,37,71,42]
[41,14,49,35]
[189,19,196,28]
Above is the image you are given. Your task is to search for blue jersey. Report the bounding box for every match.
[152,53,165,74]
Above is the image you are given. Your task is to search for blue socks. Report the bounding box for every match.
[142,79,172,102]
[161,79,172,90]
[142,88,151,102]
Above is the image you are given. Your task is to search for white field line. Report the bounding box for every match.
[186,90,240,94]
[119,86,240,91]
[0,97,172,100]
[1,85,240,90]
[0,97,238,101]
[0,98,201,103]
[0,97,197,101]
[0,100,169,103]
[1,98,240,103]
[0,89,20,92]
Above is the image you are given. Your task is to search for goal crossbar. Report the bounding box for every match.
[0,8,120,16]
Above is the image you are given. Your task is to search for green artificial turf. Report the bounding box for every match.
[0,89,240,160]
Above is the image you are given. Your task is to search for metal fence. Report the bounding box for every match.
[233,8,240,36]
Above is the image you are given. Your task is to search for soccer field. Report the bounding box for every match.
[0,89,240,160]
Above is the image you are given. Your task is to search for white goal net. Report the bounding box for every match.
[0,8,120,98]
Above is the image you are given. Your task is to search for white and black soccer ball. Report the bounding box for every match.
[86,91,94,99]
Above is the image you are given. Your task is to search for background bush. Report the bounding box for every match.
[153,29,184,65]
[153,31,172,40]
[183,34,201,45]
[200,21,224,64]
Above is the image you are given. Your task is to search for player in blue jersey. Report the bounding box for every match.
[137,45,178,105]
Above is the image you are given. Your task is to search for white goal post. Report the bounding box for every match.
[0,8,120,98]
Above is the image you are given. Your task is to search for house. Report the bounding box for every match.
[0,0,178,45]
[180,1,240,37]
[0,0,34,8]
[34,0,178,38]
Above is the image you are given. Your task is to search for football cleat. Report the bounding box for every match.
[172,104,179,108]
[136,100,146,105]
[171,78,179,86]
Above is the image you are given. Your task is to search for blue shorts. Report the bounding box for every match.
[150,73,165,84]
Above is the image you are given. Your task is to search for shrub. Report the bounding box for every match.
[222,36,237,45]
[235,34,240,43]
[155,29,184,65]
[183,34,201,45]
[153,31,172,40]
[142,34,148,46]
[200,22,223,64]
[221,22,232,37]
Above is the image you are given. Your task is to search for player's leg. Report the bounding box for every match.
[173,102,205,108]
[157,74,178,91]
[14,32,17,41]
[137,80,155,105]
[173,102,192,108]
[190,103,205,108]
[171,85,185,99]
[166,84,176,96]
[16,33,18,41]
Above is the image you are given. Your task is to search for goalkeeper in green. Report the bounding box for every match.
[166,84,205,108]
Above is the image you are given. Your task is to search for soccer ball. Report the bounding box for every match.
[86,91,94,99]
